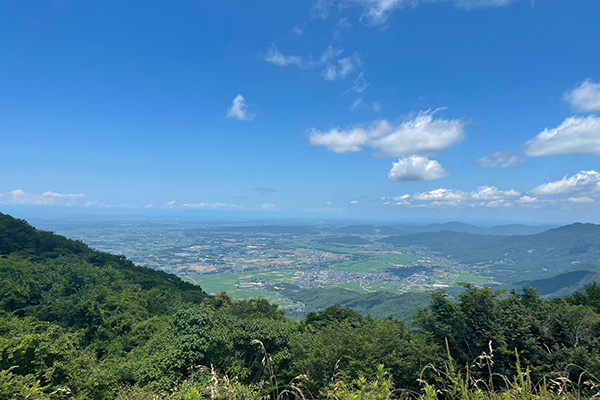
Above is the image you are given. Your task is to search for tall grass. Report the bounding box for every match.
[115,340,600,400]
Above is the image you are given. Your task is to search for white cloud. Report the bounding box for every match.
[350,200,359,204]
[413,188,466,202]
[451,0,519,9]
[564,79,600,112]
[344,72,369,95]
[524,116,600,156]
[264,45,361,82]
[163,200,176,208]
[290,25,304,36]
[381,172,600,210]
[334,17,353,38]
[323,53,362,81]
[350,98,382,113]
[388,156,449,181]
[144,204,154,209]
[183,202,245,211]
[264,44,342,70]
[351,98,365,111]
[311,0,521,26]
[568,196,594,204]
[319,45,344,65]
[470,186,521,200]
[0,189,85,206]
[387,185,522,208]
[227,94,256,121]
[326,201,333,205]
[518,196,540,206]
[477,150,524,168]
[308,126,370,153]
[309,110,465,157]
[254,203,281,211]
[529,170,600,196]
[264,45,305,67]
[310,0,335,20]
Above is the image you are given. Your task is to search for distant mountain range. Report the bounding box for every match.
[379,223,600,293]
[331,222,556,236]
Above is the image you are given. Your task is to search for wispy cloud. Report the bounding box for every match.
[264,44,342,69]
[183,202,245,211]
[477,150,524,168]
[303,207,343,213]
[323,53,362,81]
[254,203,281,211]
[253,187,278,195]
[0,189,85,206]
[308,0,522,27]
[290,25,304,36]
[264,45,361,82]
[344,72,369,95]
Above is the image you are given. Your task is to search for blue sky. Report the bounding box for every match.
[1,0,600,223]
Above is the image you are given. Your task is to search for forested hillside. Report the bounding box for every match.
[1,212,600,399]
[380,223,600,287]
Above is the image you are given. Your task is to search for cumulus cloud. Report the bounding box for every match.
[386,185,522,208]
[564,79,600,112]
[529,170,600,196]
[163,200,176,208]
[255,203,281,211]
[381,171,600,210]
[413,188,466,202]
[227,94,256,121]
[477,150,524,168]
[183,202,245,211]
[470,186,521,200]
[308,126,370,153]
[0,189,85,206]
[350,200,359,204]
[524,116,600,156]
[388,156,449,181]
[308,110,465,157]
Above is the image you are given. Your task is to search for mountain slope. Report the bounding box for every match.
[380,223,600,283]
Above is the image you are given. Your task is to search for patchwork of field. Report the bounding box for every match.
[32,220,503,319]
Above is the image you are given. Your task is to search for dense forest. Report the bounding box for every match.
[1,212,600,399]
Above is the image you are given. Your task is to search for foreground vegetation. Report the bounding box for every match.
[1,213,600,399]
